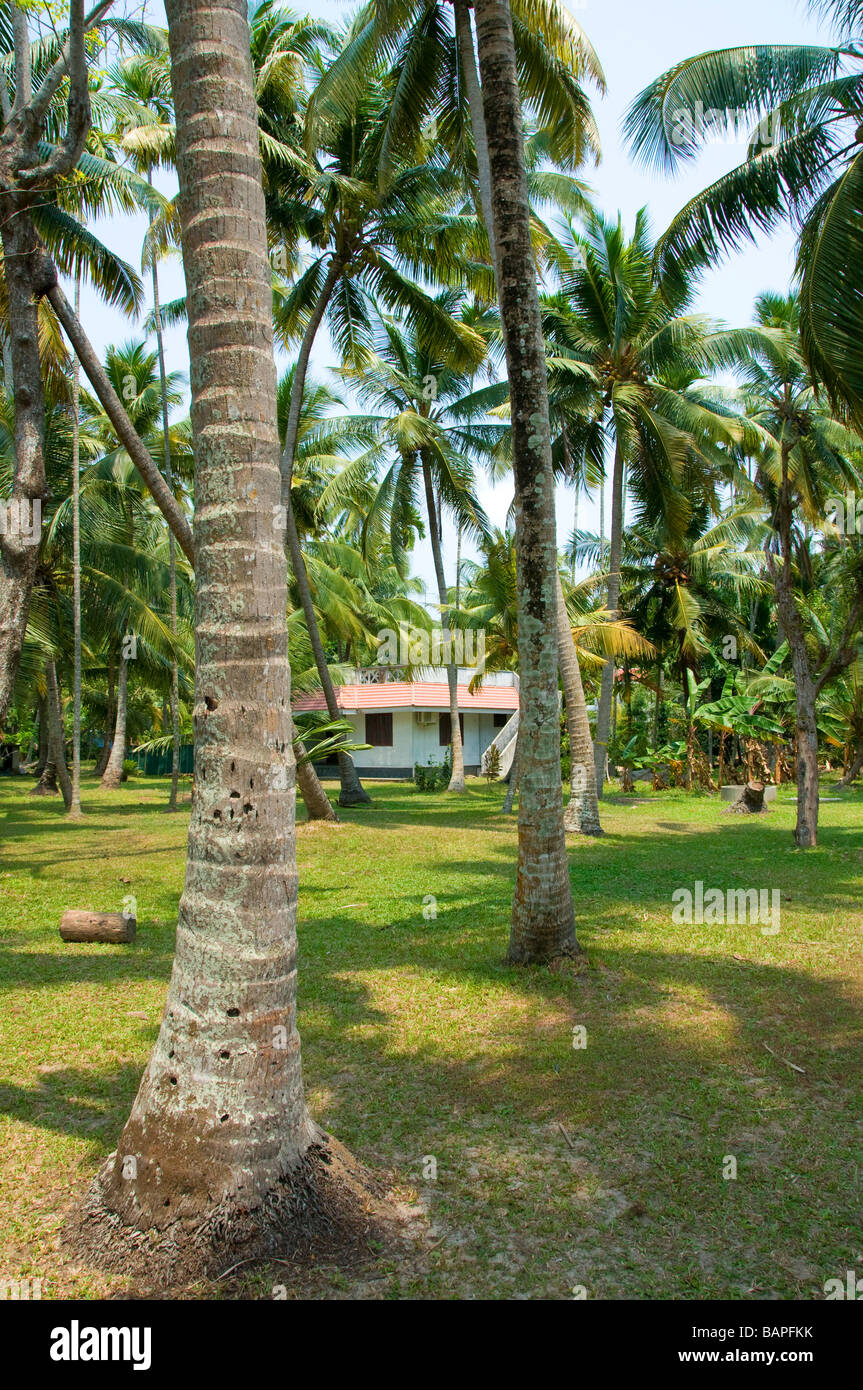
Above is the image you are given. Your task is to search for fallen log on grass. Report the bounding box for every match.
[59,910,136,943]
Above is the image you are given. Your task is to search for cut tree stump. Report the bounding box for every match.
[725,781,768,815]
[59,910,136,943]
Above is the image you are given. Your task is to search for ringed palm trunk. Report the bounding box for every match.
[0,196,47,725]
[475,0,577,963]
[421,455,466,792]
[100,653,128,790]
[593,442,624,795]
[86,0,342,1268]
[555,571,602,835]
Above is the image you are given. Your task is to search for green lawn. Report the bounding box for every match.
[1,772,862,1299]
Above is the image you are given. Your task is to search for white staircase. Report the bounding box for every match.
[481,710,519,780]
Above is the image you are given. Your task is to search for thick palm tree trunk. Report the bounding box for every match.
[0,198,47,725]
[594,442,624,794]
[555,571,602,835]
[475,0,577,963]
[150,229,182,814]
[100,652,128,790]
[83,0,360,1273]
[422,455,466,791]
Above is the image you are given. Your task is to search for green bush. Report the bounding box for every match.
[414,751,450,791]
[120,758,139,782]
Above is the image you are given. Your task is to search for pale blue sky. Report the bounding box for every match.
[75,0,830,602]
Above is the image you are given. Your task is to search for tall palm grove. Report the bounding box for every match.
[1,0,863,1278]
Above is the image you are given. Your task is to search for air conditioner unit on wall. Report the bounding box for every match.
[415,711,437,726]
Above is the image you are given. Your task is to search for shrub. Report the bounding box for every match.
[414,756,449,791]
[121,758,139,782]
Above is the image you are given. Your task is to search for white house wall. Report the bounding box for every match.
[317,709,507,778]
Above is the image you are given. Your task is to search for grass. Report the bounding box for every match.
[1,771,862,1299]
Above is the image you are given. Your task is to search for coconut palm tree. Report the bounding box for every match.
[544,208,754,793]
[731,292,863,845]
[461,528,650,827]
[323,303,497,790]
[623,0,863,426]
[307,0,604,259]
[85,0,346,1273]
[76,338,190,790]
[270,72,486,802]
[472,0,576,963]
[0,2,158,725]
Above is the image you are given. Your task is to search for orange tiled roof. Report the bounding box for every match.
[293,681,519,713]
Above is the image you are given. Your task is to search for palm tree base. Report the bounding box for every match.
[337,788,372,806]
[563,817,604,836]
[70,1133,398,1289]
[505,939,586,968]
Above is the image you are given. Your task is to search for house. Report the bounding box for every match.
[293,668,519,778]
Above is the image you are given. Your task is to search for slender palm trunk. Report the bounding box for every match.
[68,278,83,819]
[35,694,48,775]
[770,451,819,847]
[31,693,58,794]
[454,0,495,262]
[555,570,602,835]
[46,657,72,810]
[94,660,114,776]
[84,0,359,1272]
[503,732,519,813]
[594,442,624,794]
[838,741,863,788]
[283,505,370,805]
[45,273,195,565]
[277,259,368,807]
[422,455,465,791]
[292,721,339,823]
[475,0,577,963]
[150,223,181,813]
[100,652,128,790]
